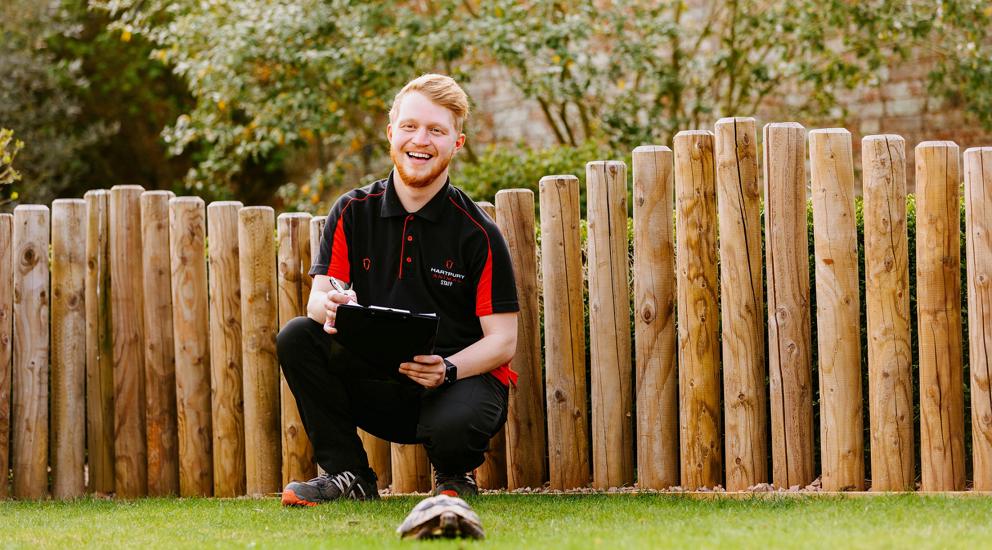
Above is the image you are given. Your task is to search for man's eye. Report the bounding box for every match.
[431,128,443,134]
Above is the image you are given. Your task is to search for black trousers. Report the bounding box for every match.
[276,316,509,477]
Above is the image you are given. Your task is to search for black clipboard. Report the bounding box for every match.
[333,303,439,379]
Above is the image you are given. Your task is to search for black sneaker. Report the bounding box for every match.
[434,471,478,498]
[281,469,379,506]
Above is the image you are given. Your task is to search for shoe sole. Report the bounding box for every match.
[281,488,318,507]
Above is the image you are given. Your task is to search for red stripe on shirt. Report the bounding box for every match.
[490,363,518,386]
[325,190,385,282]
[447,197,494,316]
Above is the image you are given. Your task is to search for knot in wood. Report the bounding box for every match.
[553,389,567,404]
[640,303,655,323]
[20,246,38,267]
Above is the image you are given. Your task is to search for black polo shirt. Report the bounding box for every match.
[309,172,519,385]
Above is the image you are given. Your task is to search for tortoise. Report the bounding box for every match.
[396,494,486,540]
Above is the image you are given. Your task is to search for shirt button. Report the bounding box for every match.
[407,235,413,242]
[406,257,412,263]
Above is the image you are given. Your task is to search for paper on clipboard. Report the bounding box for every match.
[332,303,439,379]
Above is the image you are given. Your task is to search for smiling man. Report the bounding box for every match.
[276,74,519,506]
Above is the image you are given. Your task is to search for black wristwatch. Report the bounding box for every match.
[442,358,458,387]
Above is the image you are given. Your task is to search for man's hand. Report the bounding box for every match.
[322,289,358,335]
[399,355,445,388]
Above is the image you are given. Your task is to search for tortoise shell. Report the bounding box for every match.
[396,494,486,540]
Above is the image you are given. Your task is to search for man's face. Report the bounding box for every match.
[387,91,465,189]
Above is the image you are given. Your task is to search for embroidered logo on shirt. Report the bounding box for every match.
[430,264,465,287]
[362,257,371,271]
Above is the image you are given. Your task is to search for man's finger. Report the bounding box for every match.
[412,355,442,364]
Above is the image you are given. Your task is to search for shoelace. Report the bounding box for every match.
[325,471,367,498]
[435,472,476,488]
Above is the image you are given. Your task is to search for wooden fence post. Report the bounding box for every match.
[714,118,767,491]
[474,201,508,490]
[277,212,317,486]
[964,146,992,491]
[916,141,966,492]
[0,213,10,499]
[862,135,914,491]
[140,191,180,497]
[809,129,864,491]
[539,175,589,490]
[391,443,431,493]
[207,201,246,496]
[763,123,814,488]
[12,205,50,499]
[309,215,391,488]
[84,190,115,494]
[51,199,87,498]
[495,191,548,490]
[673,132,722,490]
[587,160,634,489]
[632,145,678,490]
[110,185,148,498]
[239,206,282,495]
[170,197,214,496]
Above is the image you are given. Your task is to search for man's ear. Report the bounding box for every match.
[386,123,393,143]
[454,132,466,152]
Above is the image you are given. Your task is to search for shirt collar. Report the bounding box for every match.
[379,171,452,222]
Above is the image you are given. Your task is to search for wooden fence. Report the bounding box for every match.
[1,121,991,499]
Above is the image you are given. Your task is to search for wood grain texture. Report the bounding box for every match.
[495,191,547,490]
[762,123,814,488]
[539,175,589,490]
[0,213,12,499]
[110,185,148,498]
[714,118,767,491]
[140,191,180,497]
[239,206,282,495]
[964,147,992,491]
[587,160,634,489]
[861,135,914,491]
[84,190,115,494]
[472,201,508,490]
[809,129,864,491]
[207,201,246,496]
[915,141,965,492]
[277,213,316,486]
[673,132,722,490]
[391,443,431,493]
[632,145,678,490]
[170,197,214,496]
[12,205,50,499]
[51,200,87,498]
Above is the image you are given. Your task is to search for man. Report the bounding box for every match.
[277,74,519,506]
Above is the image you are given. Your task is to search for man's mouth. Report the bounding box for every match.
[406,151,433,160]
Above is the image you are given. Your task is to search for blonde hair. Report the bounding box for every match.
[389,74,470,133]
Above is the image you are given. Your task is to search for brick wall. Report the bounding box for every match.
[466,56,992,191]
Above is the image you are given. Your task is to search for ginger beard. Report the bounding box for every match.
[390,141,456,189]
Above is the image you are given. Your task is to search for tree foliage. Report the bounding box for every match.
[1,129,24,209]
[82,0,992,209]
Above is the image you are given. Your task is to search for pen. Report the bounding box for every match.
[330,277,358,304]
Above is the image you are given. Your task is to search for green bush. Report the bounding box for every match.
[455,140,618,213]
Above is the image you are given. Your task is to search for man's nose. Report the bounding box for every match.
[412,127,431,145]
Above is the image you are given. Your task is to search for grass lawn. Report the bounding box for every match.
[1,493,990,549]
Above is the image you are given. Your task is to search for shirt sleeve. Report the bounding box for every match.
[308,193,352,282]
[472,217,519,317]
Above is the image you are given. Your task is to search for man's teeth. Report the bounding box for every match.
[407,152,432,159]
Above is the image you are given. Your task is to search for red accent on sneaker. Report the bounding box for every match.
[281,488,318,507]
[440,489,459,497]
